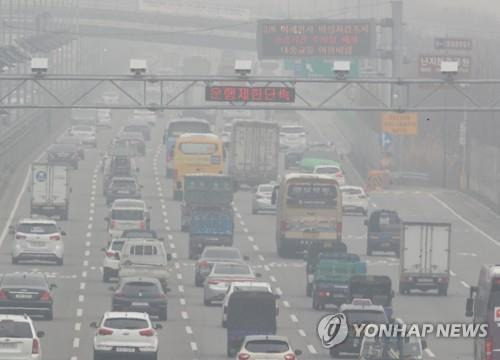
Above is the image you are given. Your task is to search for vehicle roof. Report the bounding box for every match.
[122,238,163,245]
[0,314,34,323]
[281,124,305,129]
[169,117,209,125]
[203,246,240,253]
[340,303,386,312]
[112,199,145,208]
[177,133,219,140]
[232,119,278,127]
[103,311,150,320]
[283,173,341,182]
[244,335,290,342]
[18,218,57,225]
[49,143,77,149]
[230,281,271,290]
[120,276,161,284]
[110,176,137,181]
[314,164,341,169]
[72,125,95,129]
[341,185,364,190]
[2,272,46,280]
[118,132,144,139]
[185,173,231,179]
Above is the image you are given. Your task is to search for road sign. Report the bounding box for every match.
[205,86,295,103]
[382,113,418,135]
[419,54,471,77]
[257,19,376,59]
[285,58,360,77]
[434,38,472,51]
[35,171,47,182]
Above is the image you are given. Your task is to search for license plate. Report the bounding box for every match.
[132,302,148,306]
[303,232,319,239]
[332,293,345,298]
[30,242,45,247]
[116,347,135,352]
[15,293,33,299]
[417,278,434,283]
[117,190,129,194]
[0,343,16,349]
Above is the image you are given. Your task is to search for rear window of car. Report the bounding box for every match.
[17,223,58,234]
[2,274,46,287]
[343,310,387,324]
[122,281,161,296]
[103,318,149,330]
[315,166,340,174]
[111,241,124,251]
[111,210,144,221]
[130,245,159,256]
[245,340,290,353]
[0,320,33,338]
[342,188,363,195]
[111,180,136,188]
[203,248,240,259]
[258,185,274,193]
[49,144,76,152]
[214,264,251,275]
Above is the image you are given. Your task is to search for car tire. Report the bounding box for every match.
[306,283,312,297]
[11,257,18,265]
[44,309,53,321]
[56,258,64,266]
[438,286,448,296]
[204,298,211,306]
[159,308,167,321]
[366,246,373,256]
[102,268,111,283]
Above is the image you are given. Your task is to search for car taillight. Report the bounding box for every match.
[280,221,288,231]
[40,291,51,301]
[49,235,60,241]
[105,251,115,257]
[238,354,251,360]
[208,280,219,285]
[336,222,342,235]
[32,339,40,354]
[98,328,113,336]
[15,234,26,240]
[139,328,155,337]
[0,290,7,300]
[438,277,448,283]
[173,169,178,179]
[199,261,209,268]
[486,338,493,360]
[284,354,296,360]
[140,221,145,230]
[319,291,330,297]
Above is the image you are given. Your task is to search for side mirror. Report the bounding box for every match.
[363,220,368,226]
[465,298,474,317]
[255,272,262,278]
[61,231,67,236]
[8,226,15,235]
[90,321,98,328]
[295,350,303,356]
[166,253,172,261]
[243,255,250,261]
[158,237,165,242]
[36,331,45,338]
[153,323,163,330]
[49,284,57,290]
[421,340,427,350]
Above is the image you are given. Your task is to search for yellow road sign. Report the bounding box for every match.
[382,112,418,135]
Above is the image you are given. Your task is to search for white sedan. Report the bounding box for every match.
[313,164,346,185]
[341,185,369,215]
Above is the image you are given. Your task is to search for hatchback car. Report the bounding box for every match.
[106,199,150,238]
[68,125,97,147]
[194,246,248,287]
[251,183,276,214]
[203,263,260,306]
[313,164,346,185]
[111,277,168,321]
[236,335,302,360]
[279,125,307,150]
[123,121,151,141]
[47,143,80,169]
[0,273,56,320]
[102,239,125,282]
[10,218,65,265]
[91,312,161,360]
[341,185,369,215]
[105,177,142,206]
[55,135,85,159]
[0,314,45,360]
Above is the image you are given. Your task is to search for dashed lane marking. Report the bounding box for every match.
[177,273,183,280]
[83,260,88,267]
[185,326,193,334]
[258,255,265,261]
[84,250,90,257]
[425,348,436,358]
[178,285,184,293]
[181,311,189,320]
[275,287,283,296]
[248,236,254,242]
[74,323,81,331]
[269,275,277,282]
[461,281,470,288]
[450,270,456,276]
[80,282,85,290]
[283,300,290,308]
[168,234,173,240]
[190,342,198,352]
[252,244,260,251]
[243,228,249,233]
[78,295,84,302]
[86,232,91,238]
[307,345,317,354]
[73,338,79,348]
[180,298,186,305]
[298,329,306,337]
[76,308,83,317]
[290,314,298,323]
[82,271,87,278]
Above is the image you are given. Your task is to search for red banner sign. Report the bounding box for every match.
[205,86,295,103]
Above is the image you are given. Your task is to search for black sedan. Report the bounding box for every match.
[47,143,80,169]
[0,272,56,320]
[111,277,168,321]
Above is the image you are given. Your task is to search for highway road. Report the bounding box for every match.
[0,107,496,360]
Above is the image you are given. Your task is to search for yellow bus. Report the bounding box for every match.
[272,173,342,257]
[172,133,224,200]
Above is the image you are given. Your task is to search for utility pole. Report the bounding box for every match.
[391,1,403,174]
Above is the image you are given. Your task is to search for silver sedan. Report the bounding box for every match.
[251,184,276,214]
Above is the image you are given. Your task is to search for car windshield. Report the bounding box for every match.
[111,241,125,251]
[121,281,161,296]
[17,223,58,234]
[50,144,76,152]
[213,264,251,275]
[343,310,387,324]
[203,248,241,259]
[103,318,149,330]
[111,210,144,220]
[2,274,46,287]
[286,183,338,208]
[179,143,217,154]
[281,127,305,134]
[343,187,363,195]
[315,166,340,174]
[0,321,33,338]
[245,340,290,353]
[258,185,274,193]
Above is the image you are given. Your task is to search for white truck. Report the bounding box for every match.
[30,164,70,220]
[399,221,451,296]
[228,120,279,187]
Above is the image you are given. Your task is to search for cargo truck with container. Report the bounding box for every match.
[399,221,451,296]
[30,164,70,220]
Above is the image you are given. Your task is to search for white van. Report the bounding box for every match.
[106,199,150,240]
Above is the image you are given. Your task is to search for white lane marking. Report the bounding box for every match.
[162,211,167,217]
[167,234,173,240]
[450,270,456,276]
[248,236,254,242]
[82,271,87,278]
[83,260,88,267]
[87,224,92,230]
[190,342,198,351]
[80,282,86,290]
[298,329,306,337]
[163,219,169,224]
[89,208,94,214]
[161,204,166,209]
[172,252,178,259]
[84,250,90,257]
[169,243,175,249]
[290,314,298,323]
[233,206,238,212]
[252,244,260,251]
[178,285,184,293]
[372,203,378,208]
[283,300,290,308]
[76,308,83,317]
[258,254,265,261]
[430,193,500,247]
[88,216,93,222]
[86,232,91,238]
[275,287,283,296]
[73,338,79,348]
[181,311,189,319]
[425,348,436,358]
[74,323,81,331]
[243,228,249,233]
[174,262,180,269]
[264,265,270,272]
[269,275,277,282]
[236,213,242,219]
[78,295,84,302]
[180,298,186,305]
[307,345,317,354]
[177,273,183,280]
[461,281,470,288]
[166,226,171,231]
[185,326,193,334]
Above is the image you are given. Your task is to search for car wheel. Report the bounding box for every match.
[56,258,64,266]
[102,268,111,283]
[11,257,18,265]
[159,308,167,321]
[44,309,53,321]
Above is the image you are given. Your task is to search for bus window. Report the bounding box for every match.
[286,184,337,208]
